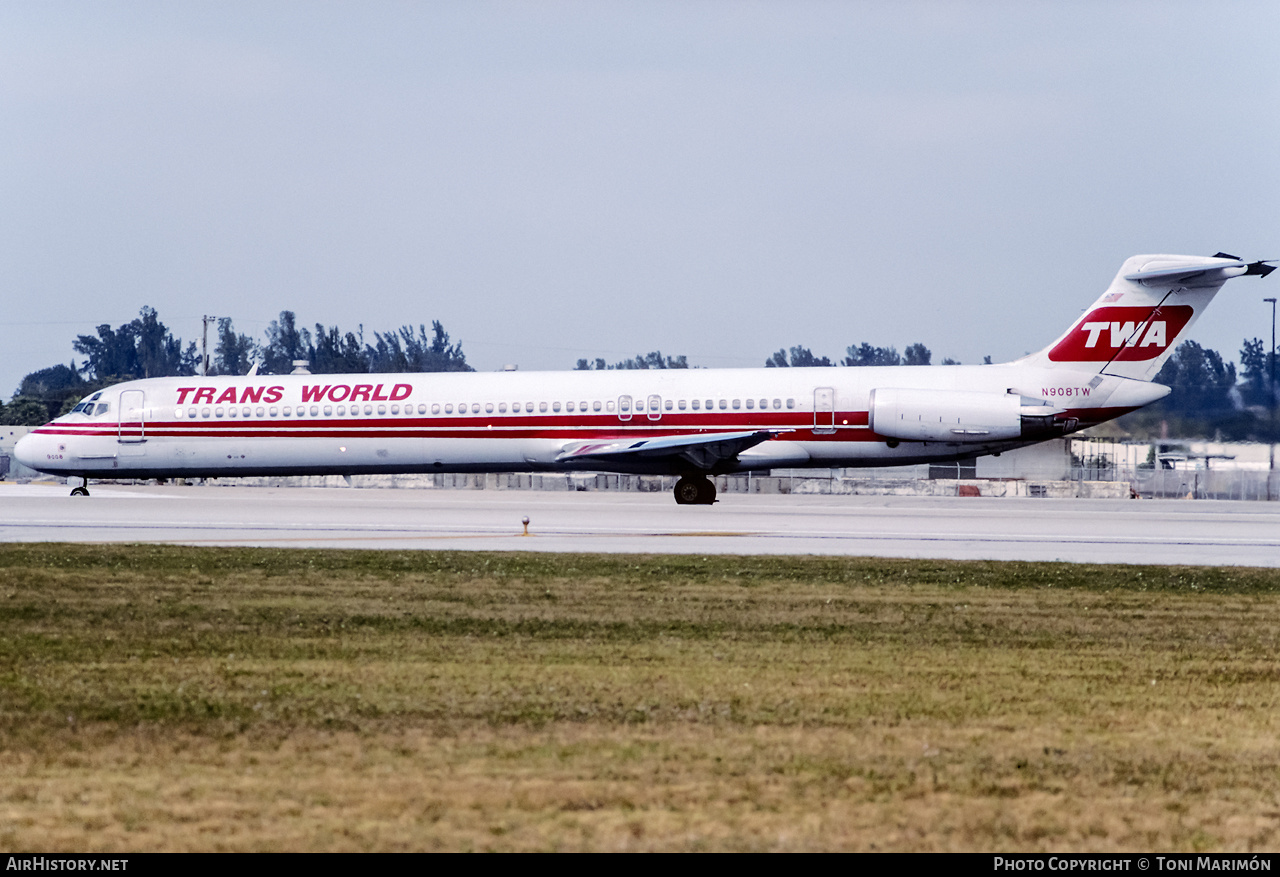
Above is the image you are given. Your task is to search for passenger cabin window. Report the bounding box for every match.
[745,399,754,409]
[665,399,673,411]
[445,404,454,414]
[678,400,686,410]
[786,398,796,409]
[718,400,727,410]
[593,401,602,412]
[552,402,561,412]
[539,401,548,413]
[732,399,741,409]
[692,400,700,410]
[498,402,507,413]
[566,401,574,412]
[606,401,615,412]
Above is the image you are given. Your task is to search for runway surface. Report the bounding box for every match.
[2,481,1279,566]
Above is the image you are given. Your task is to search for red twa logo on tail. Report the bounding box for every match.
[1048,305,1194,362]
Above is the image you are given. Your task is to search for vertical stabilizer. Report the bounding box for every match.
[1020,254,1263,381]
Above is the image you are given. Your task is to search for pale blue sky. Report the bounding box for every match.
[3,1,1277,393]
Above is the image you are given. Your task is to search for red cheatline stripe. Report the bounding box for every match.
[39,411,868,434]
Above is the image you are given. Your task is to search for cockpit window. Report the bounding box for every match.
[70,393,109,417]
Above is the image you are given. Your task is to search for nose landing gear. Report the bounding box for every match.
[673,475,716,505]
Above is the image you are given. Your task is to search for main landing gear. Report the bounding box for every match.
[673,475,716,506]
[69,477,89,497]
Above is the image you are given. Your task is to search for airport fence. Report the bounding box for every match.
[11,464,1279,501]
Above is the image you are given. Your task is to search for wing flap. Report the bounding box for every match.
[557,430,782,471]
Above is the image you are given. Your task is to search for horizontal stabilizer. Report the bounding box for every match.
[1124,258,1249,287]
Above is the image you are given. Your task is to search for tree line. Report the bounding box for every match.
[3,307,1277,440]
[2,307,473,424]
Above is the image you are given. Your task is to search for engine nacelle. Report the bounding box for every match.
[869,388,1027,442]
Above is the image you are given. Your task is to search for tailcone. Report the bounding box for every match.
[1106,379,1171,410]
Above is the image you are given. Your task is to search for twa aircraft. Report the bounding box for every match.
[15,253,1273,504]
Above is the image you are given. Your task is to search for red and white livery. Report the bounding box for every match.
[15,253,1273,503]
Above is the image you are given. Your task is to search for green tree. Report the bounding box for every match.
[843,343,900,367]
[214,318,261,376]
[0,397,54,426]
[574,352,688,370]
[261,311,314,375]
[1239,337,1277,408]
[73,307,195,381]
[904,343,932,366]
[15,363,87,421]
[367,322,472,373]
[312,325,368,374]
[765,346,832,367]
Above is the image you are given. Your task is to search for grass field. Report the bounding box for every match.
[1,545,1278,851]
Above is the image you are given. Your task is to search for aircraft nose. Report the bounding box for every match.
[13,431,54,473]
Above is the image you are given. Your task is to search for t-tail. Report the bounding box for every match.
[1020,253,1275,381]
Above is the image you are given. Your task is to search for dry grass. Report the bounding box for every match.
[0,545,1278,851]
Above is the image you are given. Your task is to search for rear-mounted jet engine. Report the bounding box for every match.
[868,388,1067,443]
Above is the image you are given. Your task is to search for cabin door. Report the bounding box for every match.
[813,387,836,434]
[118,389,147,456]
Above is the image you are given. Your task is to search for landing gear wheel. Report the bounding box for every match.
[70,486,89,497]
[673,476,716,505]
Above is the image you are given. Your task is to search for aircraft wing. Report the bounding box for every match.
[556,430,783,471]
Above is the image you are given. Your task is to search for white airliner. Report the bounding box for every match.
[15,253,1274,504]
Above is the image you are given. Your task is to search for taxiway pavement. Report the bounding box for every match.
[1,481,1278,566]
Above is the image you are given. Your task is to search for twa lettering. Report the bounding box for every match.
[176,386,284,405]
[302,384,412,403]
[1048,305,1193,362]
[1042,387,1090,397]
